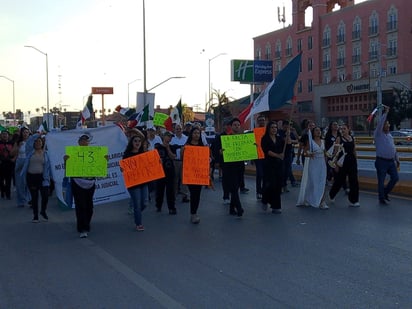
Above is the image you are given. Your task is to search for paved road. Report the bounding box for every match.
[1,176,411,308]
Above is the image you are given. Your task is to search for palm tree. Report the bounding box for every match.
[210,89,233,132]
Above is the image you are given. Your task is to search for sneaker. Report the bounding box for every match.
[169,209,177,215]
[32,216,39,223]
[182,196,190,203]
[40,212,48,221]
[191,214,200,224]
[136,225,145,231]
[236,208,244,218]
[384,194,391,202]
[79,232,88,238]
[282,186,290,193]
[319,202,329,210]
[349,202,360,207]
[272,209,282,214]
[291,183,299,187]
[223,199,230,205]
[261,203,268,212]
[329,195,335,204]
[256,193,262,200]
[240,188,249,194]
[379,199,389,205]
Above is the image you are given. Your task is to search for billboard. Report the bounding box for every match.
[231,60,273,83]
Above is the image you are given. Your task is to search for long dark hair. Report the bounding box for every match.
[263,120,277,138]
[17,127,30,144]
[124,135,145,155]
[186,127,204,146]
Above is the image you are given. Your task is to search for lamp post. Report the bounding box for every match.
[128,78,141,108]
[147,76,185,92]
[0,75,15,125]
[208,53,226,111]
[24,46,49,113]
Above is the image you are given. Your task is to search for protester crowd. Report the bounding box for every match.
[0,107,400,238]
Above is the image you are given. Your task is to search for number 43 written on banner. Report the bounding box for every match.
[65,146,108,177]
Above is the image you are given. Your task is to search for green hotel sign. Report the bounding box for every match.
[231,59,273,83]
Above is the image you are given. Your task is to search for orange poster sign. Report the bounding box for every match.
[182,145,210,185]
[253,127,265,159]
[119,150,165,188]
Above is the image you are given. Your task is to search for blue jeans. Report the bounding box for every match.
[375,158,399,200]
[128,184,148,226]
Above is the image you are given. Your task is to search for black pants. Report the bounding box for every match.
[0,162,13,199]
[26,173,49,217]
[71,179,95,233]
[188,184,202,214]
[155,174,175,211]
[329,161,359,204]
[224,163,243,214]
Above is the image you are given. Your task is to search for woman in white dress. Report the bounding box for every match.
[296,126,328,209]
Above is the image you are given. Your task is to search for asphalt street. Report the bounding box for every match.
[1,175,411,308]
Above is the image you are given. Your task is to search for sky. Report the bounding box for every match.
[0,0,367,121]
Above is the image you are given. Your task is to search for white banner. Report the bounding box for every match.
[45,125,129,208]
[136,92,155,119]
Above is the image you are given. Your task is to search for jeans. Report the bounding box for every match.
[26,173,49,217]
[15,158,30,206]
[128,184,147,226]
[255,159,264,194]
[375,158,399,200]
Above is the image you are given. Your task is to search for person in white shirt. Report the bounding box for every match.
[170,124,189,203]
[146,125,162,150]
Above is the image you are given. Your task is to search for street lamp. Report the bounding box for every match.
[0,75,15,125]
[147,76,185,92]
[24,45,50,126]
[208,53,226,110]
[128,78,141,108]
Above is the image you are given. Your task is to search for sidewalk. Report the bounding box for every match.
[245,164,412,198]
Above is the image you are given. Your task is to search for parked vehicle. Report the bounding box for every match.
[390,131,412,145]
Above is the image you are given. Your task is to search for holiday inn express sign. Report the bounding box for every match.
[231,59,273,83]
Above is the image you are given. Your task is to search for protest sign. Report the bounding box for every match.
[182,146,210,185]
[253,127,265,159]
[120,150,165,188]
[221,133,258,162]
[65,146,108,177]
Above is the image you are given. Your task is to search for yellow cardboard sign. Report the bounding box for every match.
[120,150,165,188]
[182,145,210,185]
[65,146,108,177]
[221,133,258,162]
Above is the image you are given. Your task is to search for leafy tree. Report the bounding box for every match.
[389,88,412,129]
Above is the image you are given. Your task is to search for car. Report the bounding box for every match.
[390,131,412,145]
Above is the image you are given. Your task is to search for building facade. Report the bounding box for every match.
[253,0,412,130]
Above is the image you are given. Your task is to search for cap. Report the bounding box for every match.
[146,124,155,131]
[78,133,92,142]
[162,131,174,137]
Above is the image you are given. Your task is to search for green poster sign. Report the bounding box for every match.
[221,133,258,162]
[65,146,108,177]
[153,112,169,127]
[231,59,254,83]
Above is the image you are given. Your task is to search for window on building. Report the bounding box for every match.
[352,46,361,64]
[308,79,313,92]
[275,40,282,58]
[369,12,379,36]
[297,38,302,53]
[323,53,330,69]
[388,64,397,75]
[387,6,398,31]
[352,17,361,40]
[297,80,302,93]
[323,27,331,47]
[265,43,271,60]
[337,49,345,67]
[369,40,378,60]
[387,38,397,57]
[256,47,262,60]
[337,21,345,44]
[308,57,313,71]
[285,37,292,56]
[308,36,313,50]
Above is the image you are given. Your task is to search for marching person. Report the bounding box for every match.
[328,124,360,207]
[121,130,147,231]
[261,121,285,213]
[21,136,51,222]
[64,134,106,238]
[374,106,400,205]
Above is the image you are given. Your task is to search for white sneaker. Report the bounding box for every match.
[320,202,329,210]
[223,199,230,205]
[349,202,360,207]
[79,232,88,238]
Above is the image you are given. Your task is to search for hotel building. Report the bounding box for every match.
[253,0,412,130]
